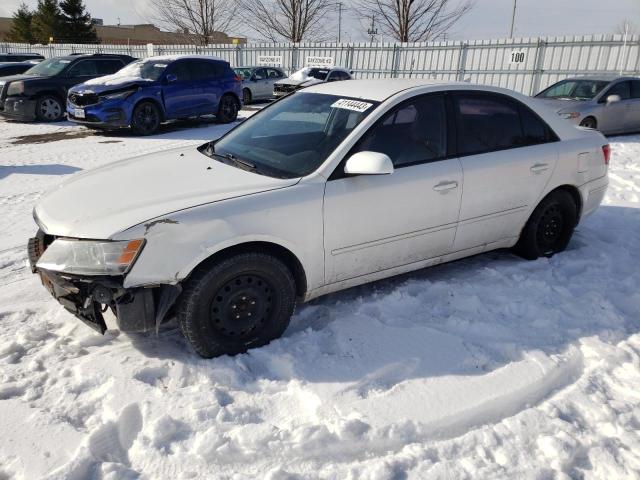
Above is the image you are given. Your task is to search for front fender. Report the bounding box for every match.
[114,182,325,293]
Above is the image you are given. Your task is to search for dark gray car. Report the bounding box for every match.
[535,76,640,135]
[234,66,285,104]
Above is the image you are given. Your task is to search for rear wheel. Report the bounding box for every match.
[514,190,577,260]
[242,88,252,105]
[177,252,296,358]
[131,101,161,135]
[35,95,64,121]
[217,94,239,124]
[580,117,597,129]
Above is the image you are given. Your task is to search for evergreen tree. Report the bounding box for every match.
[32,0,63,44]
[60,0,99,43]
[6,3,35,44]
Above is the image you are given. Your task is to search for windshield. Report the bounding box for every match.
[209,92,379,178]
[113,60,169,81]
[537,79,609,100]
[234,68,253,79]
[25,57,72,76]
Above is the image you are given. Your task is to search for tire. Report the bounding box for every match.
[131,101,161,135]
[217,94,239,124]
[35,95,64,121]
[177,252,296,358]
[514,190,577,260]
[242,88,252,105]
[580,117,597,129]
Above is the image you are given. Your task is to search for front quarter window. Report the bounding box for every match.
[209,92,379,178]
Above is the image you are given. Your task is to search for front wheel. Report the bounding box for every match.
[131,101,161,135]
[217,94,239,124]
[35,95,64,121]
[580,117,597,129]
[242,88,252,105]
[514,190,577,260]
[177,252,296,358]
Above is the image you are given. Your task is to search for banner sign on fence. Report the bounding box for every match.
[509,50,526,65]
[306,56,334,68]
[257,55,283,66]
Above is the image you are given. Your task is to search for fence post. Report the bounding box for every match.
[391,44,400,78]
[530,39,547,95]
[236,44,243,67]
[456,42,468,81]
[348,44,354,70]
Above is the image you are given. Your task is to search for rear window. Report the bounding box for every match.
[455,93,556,155]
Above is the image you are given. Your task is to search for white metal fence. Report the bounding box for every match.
[2,34,639,95]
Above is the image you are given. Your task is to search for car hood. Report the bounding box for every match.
[0,73,42,83]
[70,78,154,95]
[276,78,323,87]
[34,146,300,239]
[534,97,586,113]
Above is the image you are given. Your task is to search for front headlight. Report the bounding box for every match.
[0,80,5,88]
[99,89,136,101]
[36,239,145,276]
[559,111,580,120]
[6,81,24,96]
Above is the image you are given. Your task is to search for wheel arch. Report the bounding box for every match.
[132,96,166,122]
[222,91,241,107]
[186,241,308,298]
[552,184,583,223]
[580,115,598,128]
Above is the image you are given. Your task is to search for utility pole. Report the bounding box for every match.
[509,0,517,38]
[337,2,343,43]
[367,15,378,43]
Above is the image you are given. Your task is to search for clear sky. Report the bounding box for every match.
[1,0,638,42]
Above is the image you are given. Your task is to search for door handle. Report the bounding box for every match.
[530,163,549,173]
[433,181,458,192]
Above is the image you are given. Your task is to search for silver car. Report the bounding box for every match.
[535,76,640,135]
[234,66,285,104]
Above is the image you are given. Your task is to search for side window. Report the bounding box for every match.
[354,95,447,168]
[68,60,98,77]
[328,71,348,82]
[254,68,267,80]
[455,94,523,155]
[605,81,631,100]
[267,68,282,78]
[630,80,640,99]
[192,60,225,80]
[166,61,192,82]
[520,106,554,145]
[96,59,124,75]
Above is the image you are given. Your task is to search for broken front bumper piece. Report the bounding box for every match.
[28,234,179,334]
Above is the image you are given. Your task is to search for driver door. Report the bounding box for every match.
[323,94,463,283]
[162,60,199,118]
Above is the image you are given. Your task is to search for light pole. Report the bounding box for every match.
[509,0,517,38]
[337,2,343,43]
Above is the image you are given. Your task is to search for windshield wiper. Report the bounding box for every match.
[202,143,257,171]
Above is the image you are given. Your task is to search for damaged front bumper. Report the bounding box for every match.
[28,232,179,334]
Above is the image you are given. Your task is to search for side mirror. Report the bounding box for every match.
[606,94,621,104]
[165,73,177,83]
[344,151,394,176]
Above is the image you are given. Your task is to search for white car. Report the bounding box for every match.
[29,79,609,358]
[273,66,352,97]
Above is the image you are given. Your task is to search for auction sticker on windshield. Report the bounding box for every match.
[331,99,373,112]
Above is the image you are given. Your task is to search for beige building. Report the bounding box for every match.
[0,17,245,45]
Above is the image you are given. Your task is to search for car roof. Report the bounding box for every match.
[144,54,227,63]
[560,75,639,82]
[57,53,133,60]
[303,78,468,101]
[235,65,282,69]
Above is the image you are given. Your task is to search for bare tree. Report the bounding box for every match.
[356,0,473,43]
[615,18,638,36]
[149,0,240,45]
[238,0,333,43]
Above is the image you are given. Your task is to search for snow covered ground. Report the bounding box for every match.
[0,114,639,480]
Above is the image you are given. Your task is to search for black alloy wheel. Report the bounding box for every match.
[131,101,161,135]
[217,94,239,124]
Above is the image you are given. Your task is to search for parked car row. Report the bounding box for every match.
[1,50,638,136]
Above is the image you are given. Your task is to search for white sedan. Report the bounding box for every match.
[29,79,609,357]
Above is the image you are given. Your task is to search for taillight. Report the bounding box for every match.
[602,144,610,165]
[234,75,242,82]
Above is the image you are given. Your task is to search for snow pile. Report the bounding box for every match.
[0,118,639,479]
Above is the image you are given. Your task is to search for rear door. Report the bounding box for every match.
[323,93,463,283]
[193,59,225,114]
[162,60,199,118]
[626,80,640,132]
[264,68,284,97]
[451,91,559,251]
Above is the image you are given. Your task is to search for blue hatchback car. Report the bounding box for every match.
[67,55,242,135]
